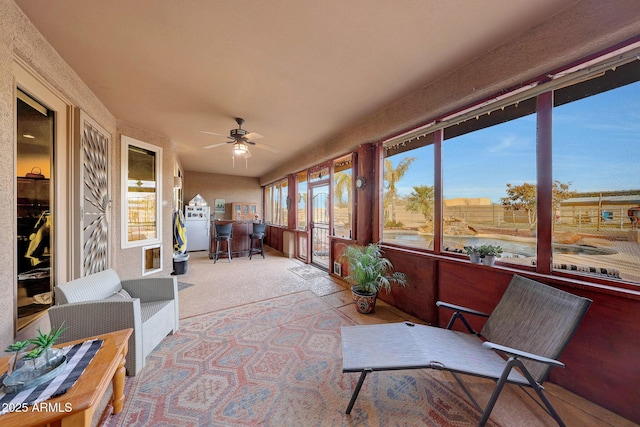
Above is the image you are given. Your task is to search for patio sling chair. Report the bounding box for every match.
[341,274,592,426]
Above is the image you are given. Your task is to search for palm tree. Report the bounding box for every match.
[384,157,415,224]
[406,185,435,221]
[334,172,352,208]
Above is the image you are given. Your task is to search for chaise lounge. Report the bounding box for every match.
[341,274,591,426]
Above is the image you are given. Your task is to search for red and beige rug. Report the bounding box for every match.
[101,291,499,426]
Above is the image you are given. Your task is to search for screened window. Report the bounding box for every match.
[552,61,640,282]
[280,179,288,227]
[383,145,434,250]
[379,45,640,285]
[264,178,288,227]
[297,171,307,230]
[333,155,353,238]
[264,185,273,224]
[442,98,537,265]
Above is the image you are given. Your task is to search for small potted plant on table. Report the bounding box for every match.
[342,243,409,314]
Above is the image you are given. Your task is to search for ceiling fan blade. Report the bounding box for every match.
[253,141,280,153]
[200,130,229,137]
[244,132,263,142]
[202,142,228,149]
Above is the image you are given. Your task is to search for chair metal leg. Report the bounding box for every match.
[512,358,566,427]
[478,358,566,427]
[226,239,231,263]
[214,240,220,263]
[260,238,264,258]
[346,369,371,414]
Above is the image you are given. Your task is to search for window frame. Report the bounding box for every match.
[121,135,163,249]
[379,41,640,287]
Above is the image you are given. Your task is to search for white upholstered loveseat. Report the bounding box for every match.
[48,268,179,376]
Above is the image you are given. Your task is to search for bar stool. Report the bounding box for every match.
[213,223,233,263]
[249,223,266,260]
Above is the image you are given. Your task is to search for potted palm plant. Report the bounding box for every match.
[342,243,409,313]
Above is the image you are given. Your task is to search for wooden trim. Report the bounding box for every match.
[536,91,553,275]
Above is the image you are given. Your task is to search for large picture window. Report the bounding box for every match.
[121,136,162,248]
[380,44,640,285]
[552,61,640,282]
[442,99,537,266]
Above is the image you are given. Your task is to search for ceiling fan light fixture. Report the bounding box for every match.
[233,142,248,155]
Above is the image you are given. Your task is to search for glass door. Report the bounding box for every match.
[310,184,330,269]
[16,89,54,331]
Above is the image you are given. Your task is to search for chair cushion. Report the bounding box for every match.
[55,269,123,304]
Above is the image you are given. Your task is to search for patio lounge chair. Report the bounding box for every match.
[341,274,591,426]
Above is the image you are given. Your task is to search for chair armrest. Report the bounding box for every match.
[49,299,145,376]
[48,299,142,344]
[436,301,489,334]
[436,302,490,318]
[122,276,178,302]
[482,341,565,368]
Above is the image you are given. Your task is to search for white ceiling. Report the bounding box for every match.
[15,0,576,178]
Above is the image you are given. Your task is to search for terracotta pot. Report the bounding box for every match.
[351,285,377,314]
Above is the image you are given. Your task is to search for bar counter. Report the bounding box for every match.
[209,220,254,259]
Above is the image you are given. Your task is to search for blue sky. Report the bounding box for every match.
[389,80,640,203]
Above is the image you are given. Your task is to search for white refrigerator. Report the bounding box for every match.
[184,206,210,251]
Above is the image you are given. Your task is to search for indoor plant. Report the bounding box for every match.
[342,243,409,313]
[2,324,67,393]
[478,244,503,266]
[463,245,482,264]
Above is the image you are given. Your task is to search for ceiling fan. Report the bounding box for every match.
[201,118,279,168]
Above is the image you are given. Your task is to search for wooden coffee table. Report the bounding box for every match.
[0,328,132,427]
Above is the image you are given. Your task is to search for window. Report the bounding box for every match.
[552,60,640,282]
[383,145,434,249]
[280,179,289,227]
[297,171,307,230]
[265,185,273,223]
[333,155,353,238]
[442,99,537,265]
[121,135,162,248]
[380,42,640,285]
[264,178,288,227]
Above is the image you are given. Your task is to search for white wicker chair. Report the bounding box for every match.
[48,269,179,376]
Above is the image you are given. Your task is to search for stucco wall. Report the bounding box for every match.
[260,0,640,185]
[0,1,179,349]
[0,0,116,349]
[114,121,179,280]
[183,171,261,221]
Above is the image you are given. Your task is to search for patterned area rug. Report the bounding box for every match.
[287,265,326,280]
[101,292,496,427]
